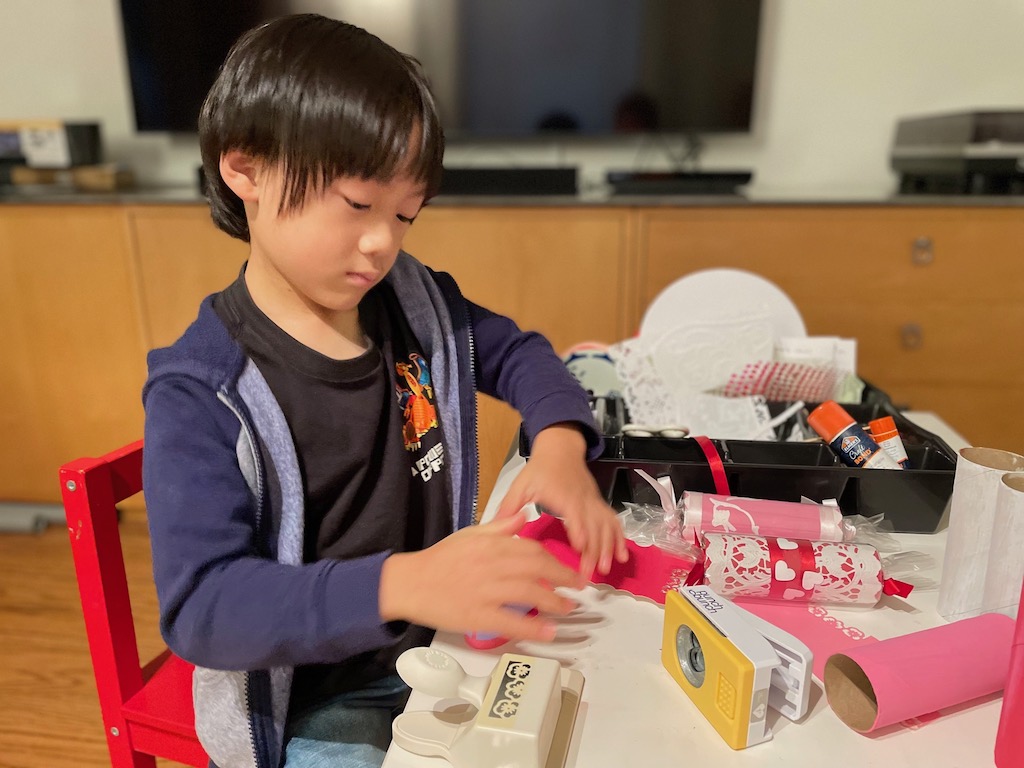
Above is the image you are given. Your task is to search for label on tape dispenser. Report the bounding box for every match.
[661,586,812,750]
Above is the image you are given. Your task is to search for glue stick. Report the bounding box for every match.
[807,401,903,470]
[868,416,911,469]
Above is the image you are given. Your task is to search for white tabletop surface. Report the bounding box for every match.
[383,414,1001,768]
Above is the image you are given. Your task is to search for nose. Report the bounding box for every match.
[358,218,400,258]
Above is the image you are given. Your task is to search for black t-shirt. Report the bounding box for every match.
[213,268,452,710]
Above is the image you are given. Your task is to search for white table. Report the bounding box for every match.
[383,414,1004,768]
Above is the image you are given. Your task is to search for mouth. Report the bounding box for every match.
[346,271,378,286]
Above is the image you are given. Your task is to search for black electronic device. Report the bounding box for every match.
[606,170,753,196]
[891,110,1024,195]
[117,0,763,140]
[439,167,577,197]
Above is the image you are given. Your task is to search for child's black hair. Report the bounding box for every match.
[199,14,445,242]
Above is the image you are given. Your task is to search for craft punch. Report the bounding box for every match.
[393,647,584,768]
[662,586,813,749]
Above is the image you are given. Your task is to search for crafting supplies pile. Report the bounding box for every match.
[563,268,861,440]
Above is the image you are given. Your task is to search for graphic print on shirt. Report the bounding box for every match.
[395,353,439,452]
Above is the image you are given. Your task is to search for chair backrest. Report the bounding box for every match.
[62,441,207,767]
[60,441,150,741]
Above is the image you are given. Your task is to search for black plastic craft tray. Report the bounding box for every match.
[518,393,957,534]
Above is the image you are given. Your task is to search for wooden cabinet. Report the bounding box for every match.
[127,206,248,349]
[405,206,636,502]
[3,200,1021,505]
[0,206,147,502]
[406,206,636,352]
[636,206,1024,452]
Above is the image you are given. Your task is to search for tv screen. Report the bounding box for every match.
[119,0,763,138]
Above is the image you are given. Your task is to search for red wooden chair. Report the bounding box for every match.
[60,441,209,767]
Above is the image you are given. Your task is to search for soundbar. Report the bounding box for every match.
[439,167,577,196]
[606,170,753,196]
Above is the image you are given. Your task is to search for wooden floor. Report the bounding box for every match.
[0,510,186,767]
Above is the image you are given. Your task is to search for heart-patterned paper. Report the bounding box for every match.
[775,561,797,582]
[802,571,824,590]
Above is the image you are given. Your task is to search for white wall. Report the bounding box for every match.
[2,0,1022,195]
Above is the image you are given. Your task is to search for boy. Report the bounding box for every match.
[142,13,626,768]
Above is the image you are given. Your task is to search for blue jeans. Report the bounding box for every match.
[284,674,411,768]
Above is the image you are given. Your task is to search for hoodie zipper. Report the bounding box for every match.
[217,389,267,768]
[462,302,480,525]
[216,390,265,535]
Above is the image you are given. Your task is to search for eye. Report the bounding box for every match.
[397,214,416,225]
[345,197,370,211]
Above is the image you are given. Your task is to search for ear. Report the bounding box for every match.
[219,150,261,202]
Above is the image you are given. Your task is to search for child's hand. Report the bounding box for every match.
[379,511,585,642]
[496,423,629,579]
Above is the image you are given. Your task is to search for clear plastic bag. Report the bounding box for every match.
[880,550,938,592]
[634,468,901,551]
[837,513,901,553]
[617,502,702,561]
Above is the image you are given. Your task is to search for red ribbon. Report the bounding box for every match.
[685,556,707,587]
[692,435,730,495]
[766,537,817,600]
[882,577,914,598]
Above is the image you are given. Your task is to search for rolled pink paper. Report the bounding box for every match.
[824,613,1014,733]
[995,573,1024,767]
[682,491,845,541]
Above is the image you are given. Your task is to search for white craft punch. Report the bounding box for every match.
[662,586,813,749]
[393,647,584,768]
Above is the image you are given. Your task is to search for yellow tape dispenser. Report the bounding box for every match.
[662,586,813,749]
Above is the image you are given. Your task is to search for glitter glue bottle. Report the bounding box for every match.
[868,415,911,469]
[807,401,903,470]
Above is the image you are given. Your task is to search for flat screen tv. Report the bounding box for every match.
[118,0,763,139]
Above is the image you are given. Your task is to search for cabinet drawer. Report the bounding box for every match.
[637,207,1024,320]
[0,206,145,501]
[799,299,1024,386]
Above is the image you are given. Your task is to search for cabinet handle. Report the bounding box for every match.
[911,236,934,265]
[900,323,924,350]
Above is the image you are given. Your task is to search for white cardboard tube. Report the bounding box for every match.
[981,473,1024,619]
[937,448,1024,622]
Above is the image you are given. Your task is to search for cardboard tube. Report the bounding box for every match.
[995,569,1024,767]
[823,613,1014,733]
[937,447,1024,622]
[982,473,1024,619]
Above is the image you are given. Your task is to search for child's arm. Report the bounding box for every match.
[378,510,585,641]
[144,378,414,671]
[466,301,627,576]
[495,423,629,578]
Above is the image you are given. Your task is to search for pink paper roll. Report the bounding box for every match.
[682,491,845,541]
[824,613,1014,733]
[996,574,1024,767]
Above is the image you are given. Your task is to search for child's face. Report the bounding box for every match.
[247,166,426,318]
